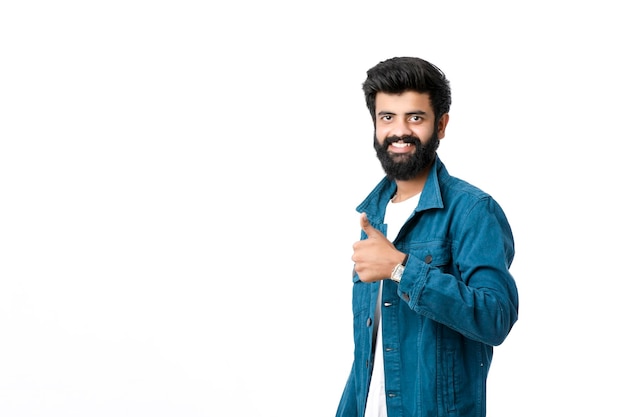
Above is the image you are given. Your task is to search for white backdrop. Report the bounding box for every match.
[1,1,624,416]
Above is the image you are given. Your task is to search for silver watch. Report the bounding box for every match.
[390,263,405,282]
[390,254,409,282]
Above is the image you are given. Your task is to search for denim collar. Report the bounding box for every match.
[356,155,447,225]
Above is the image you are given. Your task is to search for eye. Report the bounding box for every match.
[380,115,393,121]
[409,115,422,122]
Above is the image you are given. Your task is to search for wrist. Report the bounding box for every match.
[390,253,408,282]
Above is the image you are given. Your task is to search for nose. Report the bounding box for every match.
[390,119,412,138]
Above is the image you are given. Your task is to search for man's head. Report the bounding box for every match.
[363,57,451,123]
[363,57,451,180]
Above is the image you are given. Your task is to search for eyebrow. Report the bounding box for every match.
[377,110,428,117]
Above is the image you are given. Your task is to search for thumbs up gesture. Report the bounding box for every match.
[352,213,406,283]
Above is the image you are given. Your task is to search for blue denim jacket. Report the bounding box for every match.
[336,156,518,417]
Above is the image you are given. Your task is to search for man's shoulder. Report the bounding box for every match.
[439,172,489,199]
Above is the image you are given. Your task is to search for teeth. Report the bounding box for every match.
[392,142,411,148]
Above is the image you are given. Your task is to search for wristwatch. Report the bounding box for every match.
[390,254,409,282]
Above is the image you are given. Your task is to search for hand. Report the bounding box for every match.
[352,213,406,282]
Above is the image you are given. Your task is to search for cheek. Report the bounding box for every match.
[375,125,390,141]
[415,127,434,140]
[375,133,388,148]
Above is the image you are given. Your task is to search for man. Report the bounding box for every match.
[336,57,519,417]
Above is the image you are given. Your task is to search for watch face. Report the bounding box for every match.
[391,264,404,282]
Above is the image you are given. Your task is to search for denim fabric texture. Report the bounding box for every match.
[336,156,518,417]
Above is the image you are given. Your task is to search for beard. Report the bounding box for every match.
[373,131,440,181]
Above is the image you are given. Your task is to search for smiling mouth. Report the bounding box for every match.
[388,141,415,154]
[390,142,412,148]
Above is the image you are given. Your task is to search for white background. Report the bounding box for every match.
[1,1,624,416]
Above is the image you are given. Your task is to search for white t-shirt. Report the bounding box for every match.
[364,192,420,417]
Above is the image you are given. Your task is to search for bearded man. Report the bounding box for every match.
[335,57,519,417]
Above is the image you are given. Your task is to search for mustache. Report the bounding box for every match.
[384,135,420,148]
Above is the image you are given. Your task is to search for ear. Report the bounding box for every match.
[437,113,450,140]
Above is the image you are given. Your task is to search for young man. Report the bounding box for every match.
[336,57,519,417]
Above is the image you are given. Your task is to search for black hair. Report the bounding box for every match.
[362,57,452,122]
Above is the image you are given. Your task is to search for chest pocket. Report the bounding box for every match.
[405,241,453,273]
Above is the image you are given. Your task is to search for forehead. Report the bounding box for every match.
[375,91,433,113]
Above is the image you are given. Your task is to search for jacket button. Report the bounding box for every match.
[366,318,372,327]
[424,255,433,264]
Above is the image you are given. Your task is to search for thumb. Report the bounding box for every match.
[360,212,378,237]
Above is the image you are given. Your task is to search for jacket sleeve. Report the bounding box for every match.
[398,196,519,346]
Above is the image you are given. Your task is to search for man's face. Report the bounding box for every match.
[373,91,446,181]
